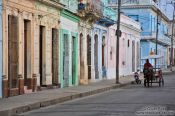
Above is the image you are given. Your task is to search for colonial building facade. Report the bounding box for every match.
[34,0,61,88]
[0,0,143,98]
[2,0,36,97]
[59,10,79,88]
[59,0,79,88]
[108,0,172,70]
[107,14,141,79]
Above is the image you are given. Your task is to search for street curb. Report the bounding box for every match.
[0,82,131,116]
[163,71,175,75]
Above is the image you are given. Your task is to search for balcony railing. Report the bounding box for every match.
[141,31,171,46]
[108,0,159,8]
[78,0,103,16]
[59,0,78,13]
[159,33,171,46]
[103,6,116,21]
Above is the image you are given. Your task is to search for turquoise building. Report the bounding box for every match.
[59,0,79,87]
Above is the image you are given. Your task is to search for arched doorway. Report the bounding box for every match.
[94,34,99,79]
[102,36,106,78]
[87,35,91,79]
[79,33,84,80]
[132,40,135,72]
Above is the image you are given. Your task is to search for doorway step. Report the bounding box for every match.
[24,86,32,94]
[37,84,60,91]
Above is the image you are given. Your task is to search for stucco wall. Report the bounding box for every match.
[91,24,108,82]
[107,14,141,78]
[78,21,92,84]
[106,25,116,79]
[59,14,79,87]
[34,1,60,86]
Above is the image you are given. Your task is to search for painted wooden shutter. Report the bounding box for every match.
[8,15,19,89]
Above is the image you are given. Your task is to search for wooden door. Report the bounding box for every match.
[80,34,84,80]
[72,36,76,85]
[63,34,69,87]
[94,34,99,79]
[87,35,91,79]
[39,26,45,86]
[8,15,19,89]
[102,36,106,78]
[52,29,59,85]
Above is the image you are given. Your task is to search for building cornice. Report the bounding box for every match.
[121,22,141,33]
[37,0,65,9]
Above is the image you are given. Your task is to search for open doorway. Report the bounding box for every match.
[102,36,106,78]
[87,35,91,79]
[24,20,31,87]
[94,34,99,79]
[39,26,45,86]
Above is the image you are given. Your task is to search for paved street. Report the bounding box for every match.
[18,72,175,116]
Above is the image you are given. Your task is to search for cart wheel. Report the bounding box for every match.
[147,78,149,87]
[159,77,164,87]
[139,80,141,84]
[159,79,161,87]
[161,77,164,86]
[144,79,146,87]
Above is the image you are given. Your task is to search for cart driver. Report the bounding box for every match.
[143,59,153,76]
[144,59,153,69]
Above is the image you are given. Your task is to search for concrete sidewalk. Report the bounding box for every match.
[0,68,173,116]
[162,66,175,74]
[0,75,139,116]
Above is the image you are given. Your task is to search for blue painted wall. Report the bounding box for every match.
[122,9,152,36]
[122,8,169,38]
[122,7,170,69]
[0,0,2,98]
[159,0,174,20]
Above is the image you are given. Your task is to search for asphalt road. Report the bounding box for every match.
[18,72,175,116]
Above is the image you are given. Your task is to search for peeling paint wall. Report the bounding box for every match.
[34,1,60,86]
[59,10,79,88]
[78,21,92,85]
[107,14,141,78]
[91,24,108,82]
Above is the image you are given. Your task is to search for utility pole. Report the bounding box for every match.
[155,10,159,70]
[170,2,175,71]
[116,0,121,84]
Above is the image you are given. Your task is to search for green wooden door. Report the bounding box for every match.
[63,34,69,87]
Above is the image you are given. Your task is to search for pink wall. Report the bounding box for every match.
[106,14,141,79]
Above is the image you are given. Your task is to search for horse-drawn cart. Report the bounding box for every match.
[142,55,164,87]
